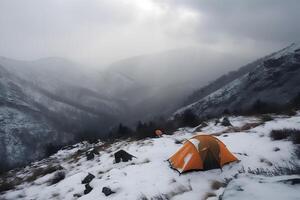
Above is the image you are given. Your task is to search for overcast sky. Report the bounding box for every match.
[0,0,299,66]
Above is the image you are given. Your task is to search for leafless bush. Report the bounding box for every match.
[270,129,300,144]
[49,170,66,185]
[211,180,226,190]
[0,180,15,193]
[26,165,63,182]
[203,192,216,200]
[247,164,300,177]
[260,114,273,122]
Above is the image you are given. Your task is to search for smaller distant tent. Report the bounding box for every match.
[155,129,163,137]
[168,134,237,173]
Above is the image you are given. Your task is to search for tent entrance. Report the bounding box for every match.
[203,150,220,170]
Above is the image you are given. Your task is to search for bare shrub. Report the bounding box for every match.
[290,133,300,144]
[294,147,300,159]
[270,129,300,144]
[0,180,15,193]
[203,192,216,200]
[26,165,63,182]
[138,194,168,200]
[49,170,66,185]
[260,114,273,122]
[270,129,290,140]
[138,194,148,200]
[211,180,226,190]
[247,163,300,176]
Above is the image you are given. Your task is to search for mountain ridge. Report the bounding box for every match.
[175,43,300,118]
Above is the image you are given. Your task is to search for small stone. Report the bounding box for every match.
[84,183,93,195]
[73,193,82,198]
[236,186,244,191]
[86,151,95,160]
[102,187,115,196]
[174,139,183,144]
[81,173,95,184]
[273,147,280,152]
[221,117,232,126]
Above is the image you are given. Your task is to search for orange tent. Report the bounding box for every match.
[168,134,237,173]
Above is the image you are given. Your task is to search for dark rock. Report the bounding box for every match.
[174,139,183,144]
[273,147,280,152]
[84,183,93,195]
[73,193,82,198]
[86,148,100,160]
[114,150,136,163]
[221,117,232,127]
[81,173,95,184]
[86,151,95,160]
[102,187,115,196]
[91,148,100,155]
[215,119,220,125]
[236,186,244,191]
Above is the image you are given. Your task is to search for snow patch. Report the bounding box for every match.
[189,138,200,152]
[178,153,193,173]
[1,113,300,200]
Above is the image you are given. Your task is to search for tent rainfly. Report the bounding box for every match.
[168,134,238,173]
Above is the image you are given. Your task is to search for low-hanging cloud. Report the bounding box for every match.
[167,0,300,42]
[0,0,299,66]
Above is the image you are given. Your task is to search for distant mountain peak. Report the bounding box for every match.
[270,42,300,59]
[175,43,300,118]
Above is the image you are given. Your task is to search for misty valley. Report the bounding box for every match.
[0,1,300,200]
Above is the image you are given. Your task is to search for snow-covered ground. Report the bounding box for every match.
[1,113,300,200]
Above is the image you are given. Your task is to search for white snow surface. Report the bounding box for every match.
[188,138,200,152]
[1,113,300,200]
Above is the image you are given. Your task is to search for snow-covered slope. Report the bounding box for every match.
[175,43,300,118]
[0,57,123,116]
[1,113,299,200]
[0,57,91,91]
[0,58,124,171]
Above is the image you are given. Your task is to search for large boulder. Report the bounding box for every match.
[114,150,136,163]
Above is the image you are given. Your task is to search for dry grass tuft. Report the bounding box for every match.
[26,165,63,182]
[211,180,226,190]
[270,129,300,144]
[203,192,217,200]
